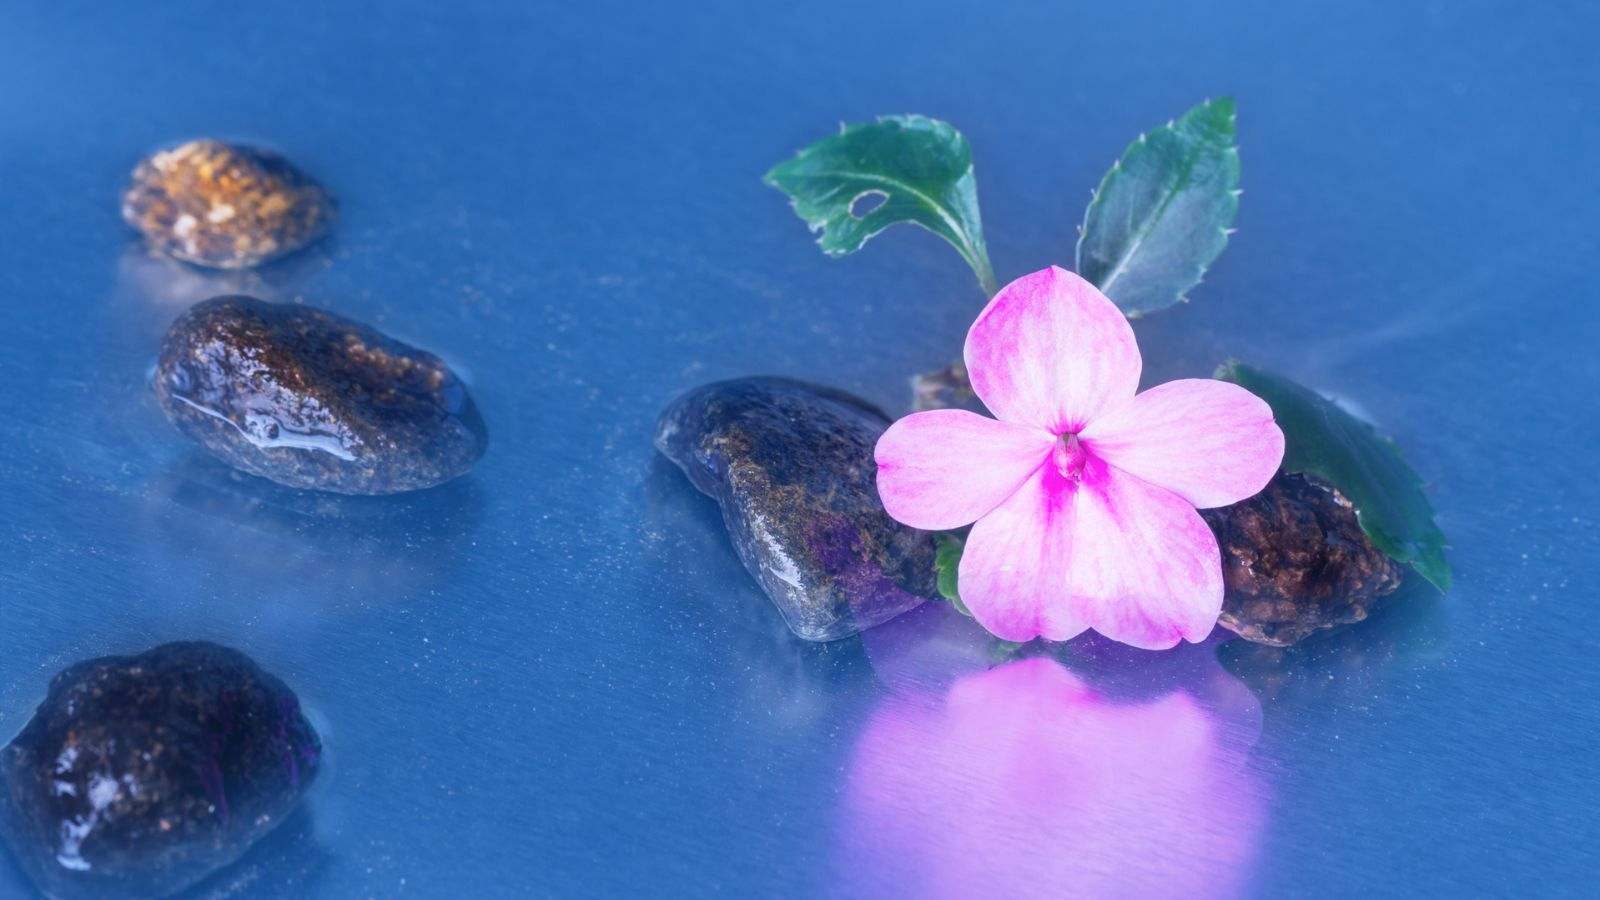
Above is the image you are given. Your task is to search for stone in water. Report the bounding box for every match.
[155,295,488,494]
[656,377,935,641]
[0,642,321,899]
[910,362,986,414]
[123,139,335,269]
[1202,472,1404,646]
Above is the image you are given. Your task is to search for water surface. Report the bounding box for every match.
[1,0,1597,895]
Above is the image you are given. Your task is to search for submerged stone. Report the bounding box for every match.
[0,642,321,899]
[122,139,336,269]
[154,296,488,494]
[910,362,986,414]
[1201,472,1404,646]
[656,377,935,641]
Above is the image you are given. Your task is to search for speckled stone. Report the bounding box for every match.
[655,377,935,641]
[0,642,321,899]
[154,296,487,494]
[1202,472,1405,646]
[122,139,335,269]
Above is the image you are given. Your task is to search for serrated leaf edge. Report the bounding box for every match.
[1075,97,1241,317]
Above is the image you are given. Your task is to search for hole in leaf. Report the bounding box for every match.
[849,190,888,219]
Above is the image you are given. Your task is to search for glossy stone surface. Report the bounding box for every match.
[655,377,934,640]
[1203,472,1405,646]
[154,296,488,494]
[0,642,321,899]
[122,140,335,269]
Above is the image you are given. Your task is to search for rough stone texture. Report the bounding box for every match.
[0,642,321,899]
[154,296,488,494]
[655,377,935,641]
[1202,472,1405,646]
[122,139,335,269]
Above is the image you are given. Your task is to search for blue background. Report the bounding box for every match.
[1,0,1596,896]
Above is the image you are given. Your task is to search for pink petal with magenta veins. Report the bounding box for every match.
[956,463,1090,643]
[874,409,1055,531]
[1080,378,1285,509]
[1058,459,1225,649]
[964,266,1141,433]
[959,457,1223,649]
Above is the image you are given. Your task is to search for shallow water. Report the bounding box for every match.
[1,0,1597,896]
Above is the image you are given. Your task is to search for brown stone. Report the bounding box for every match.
[1201,472,1404,646]
[910,362,986,414]
[655,378,934,640]
[154,296,487,494]
[122,139,335,269]
[0,642,320,899]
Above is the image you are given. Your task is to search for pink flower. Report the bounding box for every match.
[875,266,1285,649]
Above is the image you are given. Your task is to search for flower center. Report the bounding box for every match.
[1053,432,1089,481]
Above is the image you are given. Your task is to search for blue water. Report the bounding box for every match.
[2,1,1597,896]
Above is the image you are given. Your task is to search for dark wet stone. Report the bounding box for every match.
[122,140,335,269]
[154,296,487,494]
[655,377,935,641]
[1201,472,1405,646]
[0,642,321,899]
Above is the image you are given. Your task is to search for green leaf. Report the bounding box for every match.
[935,533,971,616]
[1076,97,1241,316]
[764,115,998,296]
[1216,361,1452,591]
[988,640,1024,662]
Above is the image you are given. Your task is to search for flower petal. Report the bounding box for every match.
[957,466,1090,643]
[1060,461,1224,649]
[1080,378,1285,508]
[875,410,1055,531]
[964,266,1141,433]
[958,459,1223,649]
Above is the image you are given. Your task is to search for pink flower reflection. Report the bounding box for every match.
[839,652,1266,898]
